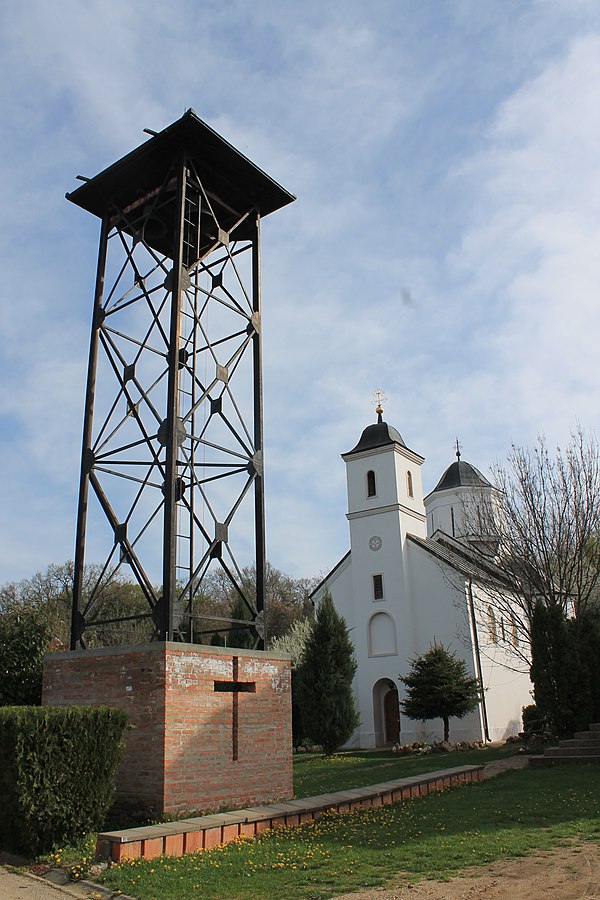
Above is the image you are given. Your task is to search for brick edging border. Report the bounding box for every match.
[97,764,484,862]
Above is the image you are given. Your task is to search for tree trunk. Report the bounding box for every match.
[443,716,449,742]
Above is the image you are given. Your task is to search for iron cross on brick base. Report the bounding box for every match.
[214,657,256,761]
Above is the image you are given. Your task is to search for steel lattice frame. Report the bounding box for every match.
[70,123,291,650]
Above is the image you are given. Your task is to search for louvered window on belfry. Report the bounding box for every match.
[367,470,377,497]
[407,470,413,497]
[373,574,384,600]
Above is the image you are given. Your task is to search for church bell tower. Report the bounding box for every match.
[340,398,427,745]
[342,399,427,564]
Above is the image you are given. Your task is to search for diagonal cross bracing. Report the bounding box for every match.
[71,143,272,650]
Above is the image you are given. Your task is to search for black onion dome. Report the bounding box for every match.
[345,419,406,455]
[432,460,492,493]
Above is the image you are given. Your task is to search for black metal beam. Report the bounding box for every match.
[71,214,109,649]
[70,117,294,651]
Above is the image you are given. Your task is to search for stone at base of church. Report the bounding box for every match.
[42,642,293,818]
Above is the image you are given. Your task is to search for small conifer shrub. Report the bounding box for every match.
[400,642,481,742]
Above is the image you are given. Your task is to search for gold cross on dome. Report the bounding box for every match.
[371,389,387,416]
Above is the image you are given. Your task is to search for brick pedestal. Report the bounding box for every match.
[42,643,292,817]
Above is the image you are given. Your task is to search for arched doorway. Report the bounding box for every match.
[384,683,400,744]
[373,679,401,746]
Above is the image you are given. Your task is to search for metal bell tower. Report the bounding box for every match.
[68,110,294,649]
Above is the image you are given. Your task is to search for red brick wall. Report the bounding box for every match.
[42,643,293,817]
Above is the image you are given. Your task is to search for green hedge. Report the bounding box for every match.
[0,705,128,855]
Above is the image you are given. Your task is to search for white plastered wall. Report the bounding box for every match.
[404,540,484,742]
[469,582,532,740]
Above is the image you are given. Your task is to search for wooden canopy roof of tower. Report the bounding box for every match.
[66,108,295,223]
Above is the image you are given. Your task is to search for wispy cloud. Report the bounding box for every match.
[441,33,600,444]
[1,0,599,582]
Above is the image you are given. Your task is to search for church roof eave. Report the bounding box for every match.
[309,550,351,600]
[423,481,495,505]
[406,533,514,589]
[342,442,424,464]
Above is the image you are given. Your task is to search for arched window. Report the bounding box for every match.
[487,606,498,644]
[368,612,397,657]
[367,470,377,497]
[406,470,413,498]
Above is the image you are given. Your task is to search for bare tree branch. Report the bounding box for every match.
[462,427,600,662]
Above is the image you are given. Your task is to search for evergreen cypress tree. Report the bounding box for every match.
[399,643,481,742]
[530,600,578,735]
[298,590,359,754]
[583,612,600,724]
[530,600,600,735]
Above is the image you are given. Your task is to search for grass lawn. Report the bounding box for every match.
[98,764,600,900]
[293,744,517,797]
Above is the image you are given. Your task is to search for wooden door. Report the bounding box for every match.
[384,686,400,744]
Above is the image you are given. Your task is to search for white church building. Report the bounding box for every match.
[311,407,532,748]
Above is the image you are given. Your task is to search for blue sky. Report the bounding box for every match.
[1,0,599,585]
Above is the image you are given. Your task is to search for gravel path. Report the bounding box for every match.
[0,865,91,900]
[334,841,600,900]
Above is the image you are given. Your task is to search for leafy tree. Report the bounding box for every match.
[227,594,255,649]
[0,562,152,648]
[269,616,314,666]
[270,616,315,747]
[188,562,316,645]
[0,562,74,647]
[0,559,317,651]
[297,590,359,755]
[209,630,226,647]
[0,607,51,706]
[399,643,481,742]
